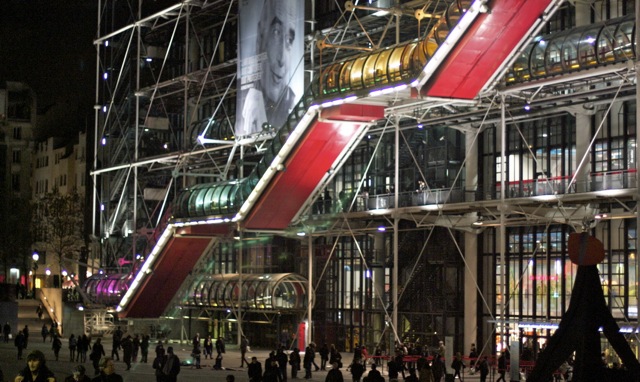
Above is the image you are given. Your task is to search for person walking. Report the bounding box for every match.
[41,324,49,343]
[431,354,444,382]
[15,330,26,360]
[289,348,301,379]
[121,335,133,371]
[451,352,465,381]
[140,334,149,363]
[240,335,250,367]
[52,334,62,361]
[325,362,344,382]
[365,363,384,382]
[3,321,11,343]
[14,350,56,382]
[496,352,507,382]
[49,323,57,342]
[92,357,123,382]
[276,346,288,382]
[23,325,30,349]
[329,344,342,369]
[132,334,140,363]
[418,362,435,382]
[152,347,166,382]
[111,327,122,361]
[387,354,401,382]
[69,334,78,362]
[78,334,91,363]
[90,338,106,376]
[478,356,490,382]
[248,356,263,382]
[155,340,164,359]
[162,346,181,382]
[319,343,329,371]
[216,337,226,356]
[349,359,365,382]
[191,341,202,369]
[204,335,213,360]
[263,352,281,382]
[303,344,314,379]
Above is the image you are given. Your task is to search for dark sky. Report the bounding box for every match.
[0,1,97,110]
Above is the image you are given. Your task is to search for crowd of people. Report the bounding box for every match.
[1,324,172,382]
[0,328,575,382]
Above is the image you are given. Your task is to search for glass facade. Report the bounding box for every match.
[90,0,640,361]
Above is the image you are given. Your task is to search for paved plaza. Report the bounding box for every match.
[0,338,502,381]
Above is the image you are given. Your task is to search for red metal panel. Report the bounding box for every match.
[321,103,385,122]
[245,120,365,229]
[122,227,221,318]
[244,104,383,230]
[424,0,553,99]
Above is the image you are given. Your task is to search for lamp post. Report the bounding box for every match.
[31,252,39,298]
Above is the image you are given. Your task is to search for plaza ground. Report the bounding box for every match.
[0,336,513,381]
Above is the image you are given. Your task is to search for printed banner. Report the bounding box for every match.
[236,0,305,138]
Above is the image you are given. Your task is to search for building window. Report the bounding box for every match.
[13,126,22,140]
[12,150,21,164]
[11,174,20,192]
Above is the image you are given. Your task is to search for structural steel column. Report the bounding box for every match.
[392,117,399,344]
[499,95,508,350]
[464,130,479,357]
[307,235,313,346]
[634,0,640,354]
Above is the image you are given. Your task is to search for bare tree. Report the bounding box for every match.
[32,188,84,283]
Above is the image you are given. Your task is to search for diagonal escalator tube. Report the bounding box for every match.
[172,1,473,221]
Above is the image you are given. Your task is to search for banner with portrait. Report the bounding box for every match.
[236,0,305,138]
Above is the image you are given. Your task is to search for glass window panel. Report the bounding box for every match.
[203,187,216,215]
[522,258,533,317]
[210,185,224,214]
[627,138,636,169]
[188,190,200,217]
[388,45,409,82]
[411,39,428,76]
[597,25,616,63]
[226,184,238,213]
[349,56,368,91]
[545,34,564,74]
[578,26,600,67]
[535,258,548,317]
[219,184,232,213]
[322,62,343,95]
[509,256,521,315]
[530,39,547,78]
[400,43,418,80]
[562,32,580,70]
[549,258,562,317]
[362,52,381,88]
[374,48,393,85]
[175,189,191,217]
[506,45,532,83]
[423,37,439,60]
[339,59,356,93]
[615,21,634,60]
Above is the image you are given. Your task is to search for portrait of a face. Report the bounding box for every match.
[236,0,303,136]
[259,0,296,105]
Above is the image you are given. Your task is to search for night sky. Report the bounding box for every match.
[0,1,97,110]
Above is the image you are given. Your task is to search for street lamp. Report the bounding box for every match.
[31,252,40,296]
